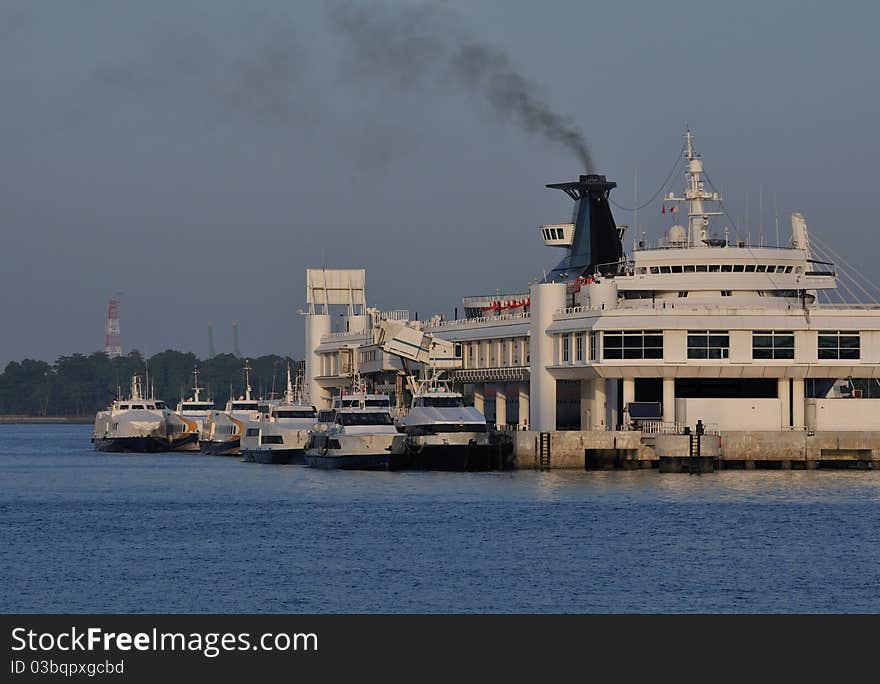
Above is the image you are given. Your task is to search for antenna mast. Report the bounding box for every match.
[104,294,122,358]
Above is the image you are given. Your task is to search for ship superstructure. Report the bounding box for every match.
[306,130,880,442]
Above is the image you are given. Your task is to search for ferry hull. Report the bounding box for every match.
[199,438,241,456]
[305,451,391,471]
[93,436,168,453]
[243,448,306,465]
[395,441,492,471]
[169,433,199,452]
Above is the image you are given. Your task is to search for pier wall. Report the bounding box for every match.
[510,429,880,469]
[512,430,652,470]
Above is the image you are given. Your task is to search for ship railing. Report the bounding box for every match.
[426,312,531,329]
[323,330,372,340]
[462,292,530,305]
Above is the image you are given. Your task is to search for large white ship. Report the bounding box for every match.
[305,130,880,467]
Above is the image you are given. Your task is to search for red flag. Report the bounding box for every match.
[661,204,666,214]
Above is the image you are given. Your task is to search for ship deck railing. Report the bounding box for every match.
[426,312,531,330]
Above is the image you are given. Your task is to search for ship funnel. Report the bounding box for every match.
[543,174,623,282]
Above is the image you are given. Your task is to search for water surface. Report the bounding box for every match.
[1,424,878,613]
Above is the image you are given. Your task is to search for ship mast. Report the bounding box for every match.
[243,360,253,401]
[666,129,723,246]
[285,362,295,404]
[191,367,203,403]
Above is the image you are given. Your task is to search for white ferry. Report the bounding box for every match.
[304,381,397,470]
[199,360,273,456]
[173,367,214,452]
[392,372,490,470]
[93,375,195,453]
[241,363,317,465]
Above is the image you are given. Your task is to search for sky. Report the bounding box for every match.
[2,0,879,365]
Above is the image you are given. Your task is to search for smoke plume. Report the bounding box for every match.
[326,1,594,170]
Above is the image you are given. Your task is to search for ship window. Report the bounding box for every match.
[603,330,663,360]
[721,290,732,296]
[678,291,689,298]
[683,265,695,273]
[419,397,464,408]
[131,405,144,410]
[275,410,317,418]
[766,265,777,273]
[784,266,793,273]
[650,267,660,274]
[246,428,260,437]
[637,267,647,274]
[733,264,745,272]
[756,265,767,272]
[317,410,336,423]
[752,331,795,360]
[337,412,394,426]
[708,265,720,272]
[688,330,730,359]
[695,265,708,272]
[818,331,860,360]
[261,435,284,444]
[721,264,733,272]
[744,265,756,272]
[660,266,672,274]
[365,399,390,407]
[119,405,129,410]
[671,265,683,273]
[231,402,259,410]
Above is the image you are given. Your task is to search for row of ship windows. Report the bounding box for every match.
[542,227,566,240]
[559,330,861,362]
[116,402,165,410]
[636,264,799,275]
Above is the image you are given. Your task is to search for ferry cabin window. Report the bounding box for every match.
[418,397,464,408]
[231,402,259,410]
[337,412,394,426]
[275,410,317,418]
[683,265,695,273]
[365,399,390,407]
[752,331,795,360]
[131,405,144,410]
[261,435,284,444]
[317,410,336,423]
[818,331,860,360]
[744,265,756,272]
[695,265,708,272]
[602,331,663,360]
[185,403,214,411]
[154,402,165,409]
[688,331,730,359]
[119,405,129,410]
[733,265,745,272]
[246,428,260,436]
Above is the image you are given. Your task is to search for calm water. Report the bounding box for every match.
[1,424,879,613]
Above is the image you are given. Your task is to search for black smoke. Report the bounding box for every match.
[326,1,594,170]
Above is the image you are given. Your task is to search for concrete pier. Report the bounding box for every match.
[508,429,880,471]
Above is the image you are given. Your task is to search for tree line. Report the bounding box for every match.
[0,350,299,417]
